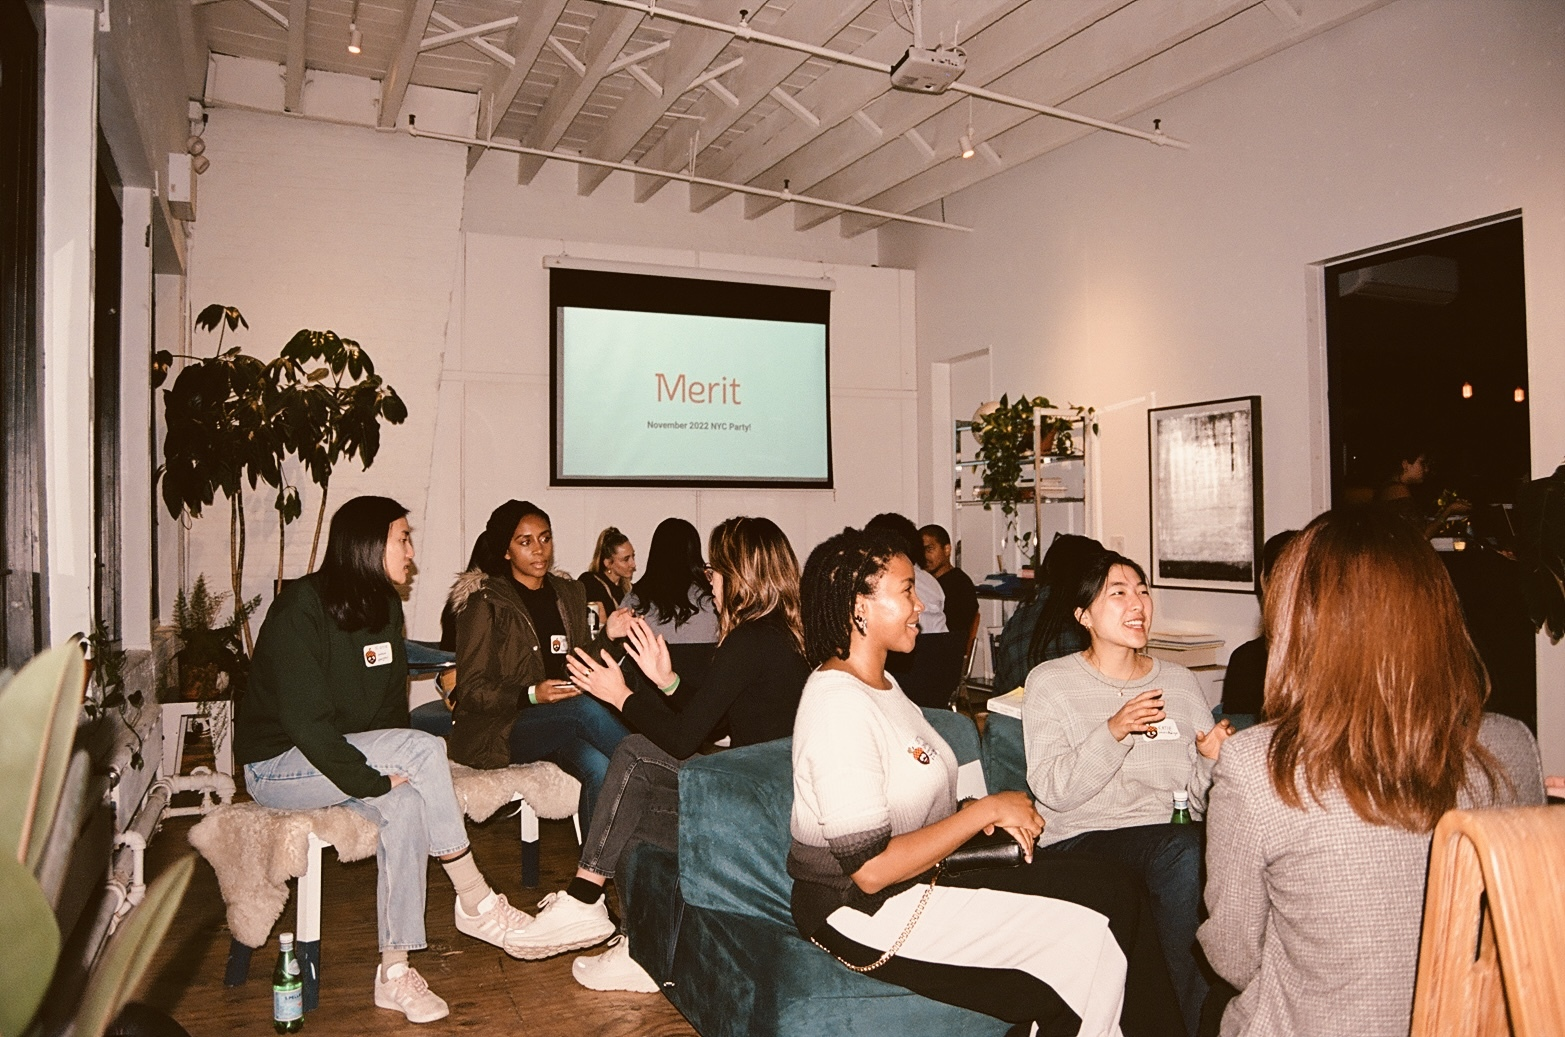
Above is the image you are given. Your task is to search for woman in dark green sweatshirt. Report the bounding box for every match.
[236,496,532,1024]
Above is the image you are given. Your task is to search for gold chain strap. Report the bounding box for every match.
[811,865,941,973]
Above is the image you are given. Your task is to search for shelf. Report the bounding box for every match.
[956,496,1085,507]
[953,453,1084,469]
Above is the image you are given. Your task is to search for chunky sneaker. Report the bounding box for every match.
[501,890,615,960]
[454,891,533,950]
[572,934,659,992]
[374,963,449,1023]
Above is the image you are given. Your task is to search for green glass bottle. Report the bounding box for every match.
[273,931,304,1033]
[1170,790,1192,825]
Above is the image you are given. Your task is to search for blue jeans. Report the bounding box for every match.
[1051,823,1207,1037]
[244,728,470,952]
[508,695,629,823]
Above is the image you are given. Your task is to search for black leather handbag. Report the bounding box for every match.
[941,829,1027,875]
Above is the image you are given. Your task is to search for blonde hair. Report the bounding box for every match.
[707,516,804,653]
[1263,508,1504,831]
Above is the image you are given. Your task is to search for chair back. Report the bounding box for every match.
[1410,805,1565,1037]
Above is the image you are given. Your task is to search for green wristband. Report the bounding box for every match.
[527,685,539,705]
[658,675,681,696]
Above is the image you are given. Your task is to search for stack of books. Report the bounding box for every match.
[1145,630,1225,668]
[985,686,1026,719]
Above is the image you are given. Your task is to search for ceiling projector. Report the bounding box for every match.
[890,45,967,93]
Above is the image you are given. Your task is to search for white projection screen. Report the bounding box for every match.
[550,267,833,488]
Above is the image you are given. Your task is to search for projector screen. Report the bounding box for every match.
[550,267,833,488]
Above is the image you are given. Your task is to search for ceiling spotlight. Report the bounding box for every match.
[191,154,211,175]
[959,134,975,159]
[186,134,206,156]
[348,23,363,54]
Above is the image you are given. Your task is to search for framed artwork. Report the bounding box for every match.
[1147,396,1263,593]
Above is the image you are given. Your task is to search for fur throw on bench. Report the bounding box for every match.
[189,761,581,948]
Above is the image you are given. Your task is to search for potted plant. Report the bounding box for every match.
[83,624,146,772]
[170,575,256,704]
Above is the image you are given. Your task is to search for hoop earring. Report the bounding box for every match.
[853,614,867,637]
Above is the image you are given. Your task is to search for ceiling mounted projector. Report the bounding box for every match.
[890,45,966,93]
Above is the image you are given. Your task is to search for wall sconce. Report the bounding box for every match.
[1461,381,1473,399]
[1514,387,1526,403]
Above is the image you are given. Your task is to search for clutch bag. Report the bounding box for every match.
[941,829,1026,875]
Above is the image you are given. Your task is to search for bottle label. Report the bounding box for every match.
[275,985,303,1021]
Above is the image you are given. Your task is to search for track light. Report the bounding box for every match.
[959,134,975,159]
[186,135,206,156]
[348,23,362,54]
[191,154,210,175]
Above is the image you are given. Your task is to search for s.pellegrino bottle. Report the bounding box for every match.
[273,931,304,1033]
[1170,790,1192,825]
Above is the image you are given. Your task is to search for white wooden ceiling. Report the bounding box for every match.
[191,0,1391,235]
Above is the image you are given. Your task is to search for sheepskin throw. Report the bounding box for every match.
[189,761,581,948]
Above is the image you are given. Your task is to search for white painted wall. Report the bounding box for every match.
[880,0,1565,769]
[183,103,916,642]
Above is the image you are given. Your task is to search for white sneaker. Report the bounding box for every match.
[501,890,615,960]
[374,963,449,1023]
[572,934,659,993]
[455,891,533,950]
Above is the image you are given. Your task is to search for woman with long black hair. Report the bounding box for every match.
[236,496,530,1023]
[447,500,631,825]
[788,526,1180,1037]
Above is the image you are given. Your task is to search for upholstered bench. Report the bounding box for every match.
[619,708,1030,1037]
[189,760,579,1009]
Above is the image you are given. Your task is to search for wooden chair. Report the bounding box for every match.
[1410,805,1565,1037]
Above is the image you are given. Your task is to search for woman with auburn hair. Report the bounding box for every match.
[1199,507,1544,1037]
[503,516,810,991]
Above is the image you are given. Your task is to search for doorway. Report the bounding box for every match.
[1323,214,1533,728]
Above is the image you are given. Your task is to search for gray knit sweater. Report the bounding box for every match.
[1023,653,1216,846]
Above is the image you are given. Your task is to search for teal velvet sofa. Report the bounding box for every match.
[619,708,1026,1037]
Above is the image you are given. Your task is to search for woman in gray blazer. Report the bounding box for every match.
[1199,508,1544,1037]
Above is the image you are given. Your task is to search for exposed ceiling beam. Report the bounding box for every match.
[283,0,309,112]
[429,10,515,67]
[420,16,520,53]
[576,0,743,197]
[378,0,437,128]
[793,0,1244,230]
[841,0,1393,236]
[468,0,571,172]
[629,0,878,205]
[702,0,1038,216]
[516,6,644,185]
[172,0,210,101]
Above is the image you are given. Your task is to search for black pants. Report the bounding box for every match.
[576,734,683,880]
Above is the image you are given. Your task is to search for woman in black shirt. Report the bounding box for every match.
[502,516,809,991]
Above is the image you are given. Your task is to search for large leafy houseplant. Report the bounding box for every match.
[0,642,194,1037]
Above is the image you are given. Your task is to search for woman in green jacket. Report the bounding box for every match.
[236,496,531,1023]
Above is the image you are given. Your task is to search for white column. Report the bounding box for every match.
[119,187,154,649]
[41,0,99,646]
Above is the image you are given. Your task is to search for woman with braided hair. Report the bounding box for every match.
[787,526,1182,1037]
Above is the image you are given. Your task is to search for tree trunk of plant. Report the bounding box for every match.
[276,506,286,597]
[308,479,331,573]
[232,489,253,654]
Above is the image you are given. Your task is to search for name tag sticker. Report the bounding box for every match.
[907,739,937,765]
[1144,717,1181,742]
[549,634,569,655]
[363,641,393,668]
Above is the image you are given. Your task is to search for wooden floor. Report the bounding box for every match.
[139,805,699,1037]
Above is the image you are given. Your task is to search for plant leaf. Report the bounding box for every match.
[73,855,195,1037]
[0,642,86,870]
[0,853,61,1037]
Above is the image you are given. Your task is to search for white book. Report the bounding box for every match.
[986,687,1026,719]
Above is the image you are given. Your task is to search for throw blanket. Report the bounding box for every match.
[189,761,581,948]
